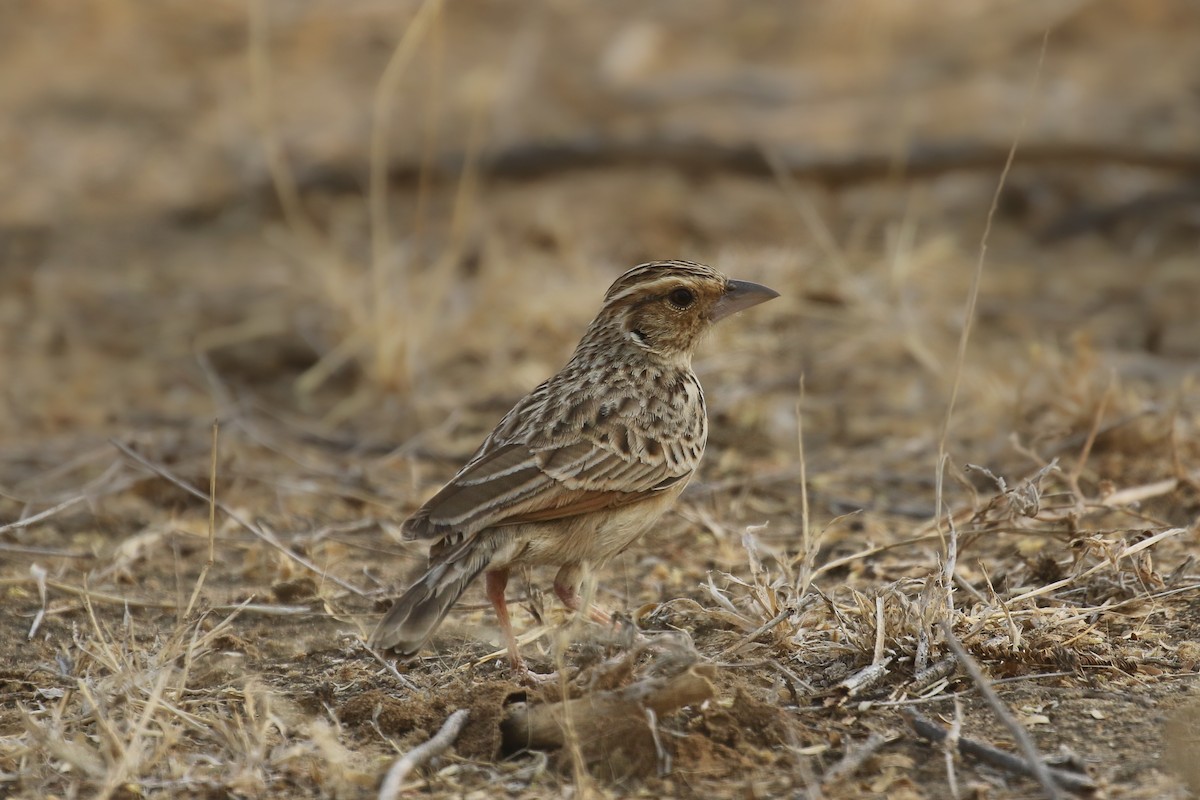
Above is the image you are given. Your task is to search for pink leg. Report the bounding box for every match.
[486,568,559,684]
[485,569,523,671]
[553,564,612,625]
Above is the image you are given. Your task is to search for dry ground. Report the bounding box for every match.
[3,2,1200,798]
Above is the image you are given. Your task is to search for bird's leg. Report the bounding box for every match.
[484,568,522,670]
[486,567,558,684]
[553,563,612,625]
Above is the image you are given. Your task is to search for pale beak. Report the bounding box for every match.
[710,279,780,322]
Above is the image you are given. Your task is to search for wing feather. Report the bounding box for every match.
[402,369,705,543]
[402,437,690,541]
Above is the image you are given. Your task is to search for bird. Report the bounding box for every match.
[368,259,778,675]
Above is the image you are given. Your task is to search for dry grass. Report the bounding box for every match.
[3,1,1200,798]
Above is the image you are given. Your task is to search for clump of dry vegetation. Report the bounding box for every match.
[3,1,1200,798]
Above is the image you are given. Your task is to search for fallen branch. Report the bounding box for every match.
[300,138,1200,194]
[378,708,469,800]
[501,665,716,757]
[163,137,1200,228]
[905,711,1096,795]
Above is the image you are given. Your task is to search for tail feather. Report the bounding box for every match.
[368,540,494,655]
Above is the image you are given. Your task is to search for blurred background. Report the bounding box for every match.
[3,0,1198,455]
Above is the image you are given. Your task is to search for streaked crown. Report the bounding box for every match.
[602,260,727,306]
[577,260,778,365]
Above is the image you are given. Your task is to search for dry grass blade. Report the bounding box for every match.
[720,605,792,657]
[26,564,49,639]
[368,0,445,391]
[0,541,92,558]
[21,710,106,778]
[111,438,366,596]
[934,29,1050,612]
[1007,526,1189,604]
[794,377,820,597]
[246,0,318,241]
[182,420,219,620]
[1101,477,1183,508]
[0,495,88,534]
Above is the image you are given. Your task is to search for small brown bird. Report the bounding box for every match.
[369,260,778,673]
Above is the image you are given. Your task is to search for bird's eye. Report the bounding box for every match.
[667,287,695,308]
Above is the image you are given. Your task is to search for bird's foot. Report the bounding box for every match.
[511,659,560,686]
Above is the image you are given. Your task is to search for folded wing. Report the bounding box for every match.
[402,437,690,541]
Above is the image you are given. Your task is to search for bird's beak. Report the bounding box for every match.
[711,279,780,322]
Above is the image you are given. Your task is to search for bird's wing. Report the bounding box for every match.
[401,437,691,541]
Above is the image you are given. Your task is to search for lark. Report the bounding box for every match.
[369,260,778,673]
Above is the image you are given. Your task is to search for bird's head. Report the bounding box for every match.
[583,260,779,364]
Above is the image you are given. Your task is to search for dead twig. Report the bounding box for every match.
[934,29,1048,623]
[378,708,469,800]
[720,605,792,657]
[363,643,418,691]
[905,711,1096,795]
[940,622,1064,799]
[911,656,958,691]
[872,595,887,665]
[839,657,893,699]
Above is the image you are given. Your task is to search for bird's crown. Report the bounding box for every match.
[581,260,777,364]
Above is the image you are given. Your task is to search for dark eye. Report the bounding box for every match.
[667,287,695,308]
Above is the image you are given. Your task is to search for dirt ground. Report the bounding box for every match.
[3,2,1200,798]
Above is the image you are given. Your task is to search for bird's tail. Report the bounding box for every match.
[367,539,494,656]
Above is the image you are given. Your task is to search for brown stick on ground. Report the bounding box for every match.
[940,622,1065,799]
[500,664,716,776]
[905,711,1096,795]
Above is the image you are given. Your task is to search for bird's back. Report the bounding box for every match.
[402,355,707,545]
